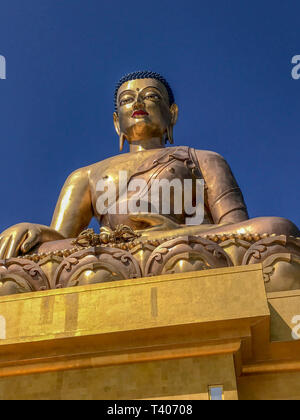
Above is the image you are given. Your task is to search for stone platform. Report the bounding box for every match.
[1,233,300,296]
[0,264,299,400]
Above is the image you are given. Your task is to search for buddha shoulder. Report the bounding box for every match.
[194,149,227,165]
[62,151,161,187]
[63,154,129,182]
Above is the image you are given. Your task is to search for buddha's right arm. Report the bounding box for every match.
[50,167,93,238]
[0,167,93,259]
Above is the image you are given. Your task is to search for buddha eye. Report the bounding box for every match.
[119,97,134,106]
[144,93,161,101]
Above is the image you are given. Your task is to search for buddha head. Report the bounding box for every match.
[113,71,178,151]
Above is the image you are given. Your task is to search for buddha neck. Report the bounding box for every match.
[129,137,165,153]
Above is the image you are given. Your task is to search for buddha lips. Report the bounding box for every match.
[132,110,149,118]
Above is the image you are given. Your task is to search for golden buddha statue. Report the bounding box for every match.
[0,71,299,295]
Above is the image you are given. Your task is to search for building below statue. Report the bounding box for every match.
[0,264,299,400]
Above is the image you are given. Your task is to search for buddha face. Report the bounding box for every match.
[113,78,178,144]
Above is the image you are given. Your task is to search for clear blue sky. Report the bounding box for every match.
[0,0,299,232]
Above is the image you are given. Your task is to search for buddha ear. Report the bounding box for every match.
[119,133,126,152]
[166,125,174,145]
[170,103,178,126]
[113,112,120,136]
[166,104,178,145]
[113,112,126,152]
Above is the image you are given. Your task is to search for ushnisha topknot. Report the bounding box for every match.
[114,71,175,111]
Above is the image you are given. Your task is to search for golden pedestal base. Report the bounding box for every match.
[0,264,299,400]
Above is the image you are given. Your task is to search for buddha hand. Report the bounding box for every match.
[129,213,182,235]
[0,223,64,260]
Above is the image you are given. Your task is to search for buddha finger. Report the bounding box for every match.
[4,231,28,259]
[130,213,180,230]
[21,229,40,254]
[0,236,12,260]
[130,213,167,227]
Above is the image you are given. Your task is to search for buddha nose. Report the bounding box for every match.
[133,95,145,110]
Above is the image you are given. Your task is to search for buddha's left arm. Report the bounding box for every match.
[195,150,249,224]
[50,167,93,238]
